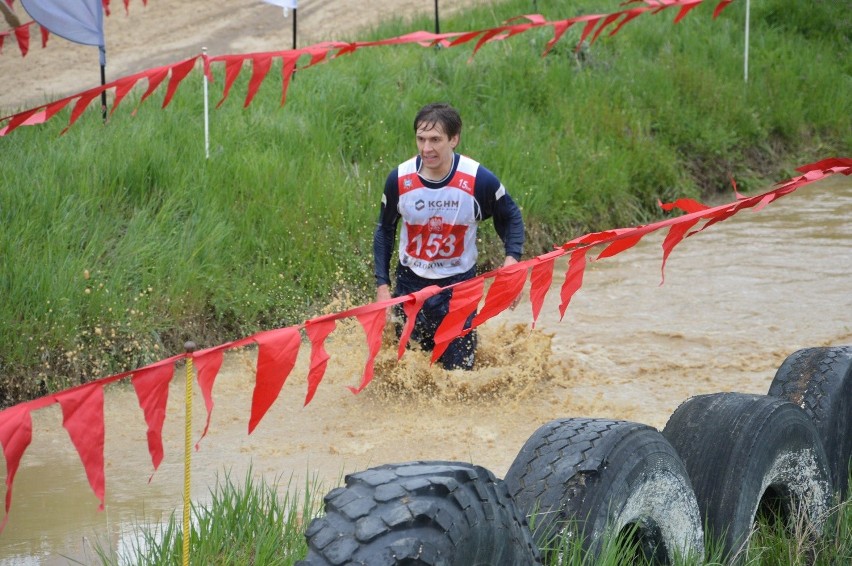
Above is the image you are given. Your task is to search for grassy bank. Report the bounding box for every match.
[1,0,849,404]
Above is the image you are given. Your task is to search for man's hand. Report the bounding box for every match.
[377,284,392,304]
[502,256,523,310]
[377,284,394,322]
[502,256,519,268]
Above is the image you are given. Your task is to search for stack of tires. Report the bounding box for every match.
[297,345,851,565]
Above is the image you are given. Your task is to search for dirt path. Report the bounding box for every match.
[0,0,489,113]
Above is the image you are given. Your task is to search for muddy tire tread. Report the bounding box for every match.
[768,345,852,497]
[662,392,833,559]
[505,417,703,563]
[297,461,542,565]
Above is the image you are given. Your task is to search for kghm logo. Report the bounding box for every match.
[415,199,426,211]
[428,200,459,209]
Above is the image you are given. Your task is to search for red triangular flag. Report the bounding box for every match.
[0,405,33,533]
[249,327,301,433]
[471,263,528,329]
[162,57,198,109]
[216,56,244,108]
[193,348,224,449]
[796,157,852,173]
[659,218,701,284]
[110,75,141,116]
[529,250,563,328]
[674,2,701,24]
[304,318,336,406]
[431,277,484,364]
[608,8,644,38]
[244,54,272,108]
[559,247,589,320]
[591,12,623,44]
[714,0,735,19]
[398,285,442,359]
[60,88,103,134]
[578,16,602,50]
[137,66,170,107]
[131,361,174,476]
[14,23,29,57]
[350,308,387,394]
[597,233,644,259]
[659,197,710,214]
[56,384,106,511]
[279,52,300,106]
[543,19,575,56]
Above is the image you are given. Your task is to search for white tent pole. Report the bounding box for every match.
[202,47,210,160]
[744,0,750,83]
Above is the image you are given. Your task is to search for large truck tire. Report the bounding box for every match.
[768,345,852,498]
[296,461,542,565]
[662,392,833,560]
[504,418,704,564]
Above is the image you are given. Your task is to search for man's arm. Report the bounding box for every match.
[474,166,524,309]
[373,172,400,300]
[492,188,525,261]
[474,166,525,261]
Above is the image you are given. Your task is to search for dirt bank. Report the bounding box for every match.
[0,0,489,113]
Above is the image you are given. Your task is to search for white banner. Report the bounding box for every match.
[261,0,298,8]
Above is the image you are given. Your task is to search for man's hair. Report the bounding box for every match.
[413,103,462,139]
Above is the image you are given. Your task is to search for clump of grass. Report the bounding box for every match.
[84,468,326,566]
[736,488,852,566]
[528,470,852,564]
[73,468,852,564]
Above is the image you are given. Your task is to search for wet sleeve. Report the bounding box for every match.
[475,166,525,260]
[373,171,400,287]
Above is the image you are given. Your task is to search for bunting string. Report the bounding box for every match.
[0,0,149,58]
[0,20,49,57]
[0,157,848,533]
[1,0,736,136]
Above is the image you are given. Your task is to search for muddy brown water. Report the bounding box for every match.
[1,174,850,563]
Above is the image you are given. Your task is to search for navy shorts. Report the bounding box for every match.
[393,264,477,370]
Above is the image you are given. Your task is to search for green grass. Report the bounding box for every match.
[88,467,852,565]
[1,0,849,404]
[735,492,852,566]
[85,468,326,566]
[536,478,852,565]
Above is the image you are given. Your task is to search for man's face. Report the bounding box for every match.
[415,122,459,180]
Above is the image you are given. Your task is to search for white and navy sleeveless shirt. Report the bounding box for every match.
[395,154,481,278]
[373,153,524,287]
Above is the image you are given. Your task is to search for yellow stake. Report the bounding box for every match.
[183,341,196,566]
